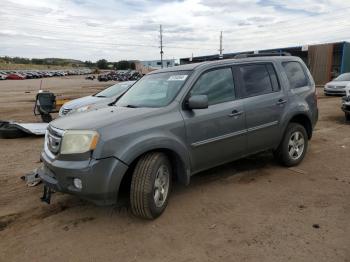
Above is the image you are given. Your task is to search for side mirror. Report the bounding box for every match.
[187,95,208,110]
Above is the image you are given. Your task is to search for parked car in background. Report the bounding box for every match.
[0,73,7,80]
[39,56,318,219]
[324,73,350,96]
[6,73,25,80]
[59,81,135,116]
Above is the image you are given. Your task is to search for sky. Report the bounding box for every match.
[1,0,350,62]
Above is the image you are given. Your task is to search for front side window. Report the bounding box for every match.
[190,68,235,105]
[282,61,309,89]
[116,71,190,108]
[240,64,273,97]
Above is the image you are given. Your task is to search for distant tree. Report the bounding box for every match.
[84,60,94,68]
[130,62,136,70]
[32,58,44,65]
[115,60,131,70]
[96,59,108,69]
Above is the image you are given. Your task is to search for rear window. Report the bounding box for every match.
[239,64,274,97]
[282,61,309,89]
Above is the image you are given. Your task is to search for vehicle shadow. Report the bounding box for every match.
[175,151,276,192]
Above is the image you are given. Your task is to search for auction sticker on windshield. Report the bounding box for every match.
[168,75,188,81]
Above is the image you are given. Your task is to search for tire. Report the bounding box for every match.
[274,123,308,167]
[0,123,28,139]
[130,152,172,219]
[345,113,350,122]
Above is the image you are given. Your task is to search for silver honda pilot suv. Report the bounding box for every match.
[39,56,318,219]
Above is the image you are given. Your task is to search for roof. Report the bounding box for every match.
[149,56,302,74]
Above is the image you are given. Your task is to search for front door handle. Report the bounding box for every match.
[228,110,243,117]
[276,99,287,106]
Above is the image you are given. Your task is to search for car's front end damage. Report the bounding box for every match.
[39,124,128,205]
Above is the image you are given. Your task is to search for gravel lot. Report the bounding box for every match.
[0,76,349,262]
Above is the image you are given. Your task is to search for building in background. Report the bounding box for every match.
[180,41,350,85]
[141,59,175,70]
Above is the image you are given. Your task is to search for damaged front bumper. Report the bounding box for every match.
[38,152,129,206]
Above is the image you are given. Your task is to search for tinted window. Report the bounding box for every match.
[240,64,273,97]
[282,61,309,88]
[190,68,235,105]
[266,64,280,91]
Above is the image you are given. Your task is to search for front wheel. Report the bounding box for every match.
[130,152,172,219]
[274,123,308,167]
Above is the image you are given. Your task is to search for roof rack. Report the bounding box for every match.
[234,52,291,59]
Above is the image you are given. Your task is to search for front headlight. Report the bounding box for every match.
[60,130,99,154]
[76,105,92,113]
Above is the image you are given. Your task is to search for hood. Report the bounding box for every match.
[62,95,104,110]
[327,81,350,87]
[51,106,160,130]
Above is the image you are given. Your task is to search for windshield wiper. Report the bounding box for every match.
[123,104,139,108]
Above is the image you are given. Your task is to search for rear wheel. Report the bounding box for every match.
[130,152,172,219]
[274,123,308,167]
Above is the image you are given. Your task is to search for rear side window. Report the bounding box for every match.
[190,68,235,105]
[282,61,309,89]
[239,64,273,97]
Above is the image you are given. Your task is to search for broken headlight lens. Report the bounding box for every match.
[60,130,99,154]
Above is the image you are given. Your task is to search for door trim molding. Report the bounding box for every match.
[191,121,278,147]
[247,120,278,132]
[191,130,247,147]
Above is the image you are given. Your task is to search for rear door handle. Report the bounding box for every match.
[228,110,243,117]
[276,99,287,105]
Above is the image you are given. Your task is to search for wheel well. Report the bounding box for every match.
[289,114,312,139]
[117,149,188,201]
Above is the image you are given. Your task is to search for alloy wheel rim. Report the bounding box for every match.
[153,165,170,208]
[288,131,305,160]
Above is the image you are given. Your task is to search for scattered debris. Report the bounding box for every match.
[312,224,320,229]
[21,168,42,187]
[209,224,217,230]
[288,167,308,175]
[0,120,48,138]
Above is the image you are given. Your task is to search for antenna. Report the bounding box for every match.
[218,31,224,59]
[160,25,164,69]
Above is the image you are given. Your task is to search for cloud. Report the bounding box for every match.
[0,0,349,61]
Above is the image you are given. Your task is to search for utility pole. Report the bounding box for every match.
[218,31,224,59]
[159,24,164,68]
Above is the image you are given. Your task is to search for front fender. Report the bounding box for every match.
[117,133,191,185]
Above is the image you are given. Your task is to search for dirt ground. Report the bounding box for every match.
[0,76,349,262]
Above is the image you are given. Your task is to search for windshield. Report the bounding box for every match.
[94,82,134,98]
[116,71,191,108]
[334,73,350,81]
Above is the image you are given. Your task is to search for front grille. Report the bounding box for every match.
[61,107,72,115]
[46,125,64,155]
[328,85,345,89]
